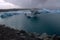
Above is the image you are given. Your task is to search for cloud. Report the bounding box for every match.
[0,0,20,9]
[5,0,60,9]
[43,0,60,9]
[5,0,47,8]
[0,0,5,3]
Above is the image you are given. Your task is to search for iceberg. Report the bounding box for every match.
[0,13,20,18]
[39,8,51,13]
[39,8,60,13]
[50,10,60,13]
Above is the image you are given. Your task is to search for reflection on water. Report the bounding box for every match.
[0,11,60,35]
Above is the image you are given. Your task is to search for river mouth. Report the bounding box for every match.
[0,11,60,35]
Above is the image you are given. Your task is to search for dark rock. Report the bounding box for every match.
[0,24,60,40]
[20,30,26,33]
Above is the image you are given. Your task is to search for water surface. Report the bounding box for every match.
[0,11,60,35]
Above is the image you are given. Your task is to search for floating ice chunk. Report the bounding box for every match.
[39,9,60,13]
[0,13,20,18]
[39,8,51,13]
[50,10,60,13]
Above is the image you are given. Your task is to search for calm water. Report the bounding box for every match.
[0,11,60,35]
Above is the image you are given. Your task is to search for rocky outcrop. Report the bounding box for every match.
[0,24,60,40]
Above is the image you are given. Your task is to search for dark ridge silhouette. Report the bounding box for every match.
[0,8,40,12]
[0,24,60,40]
[0,9,25,12]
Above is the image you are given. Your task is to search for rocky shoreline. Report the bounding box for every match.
[0,24,60,40]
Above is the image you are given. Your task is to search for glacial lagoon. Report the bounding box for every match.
[0,10,60,35]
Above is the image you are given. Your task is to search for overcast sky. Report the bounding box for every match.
[0,0,20,9]
[0,0,60,9]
